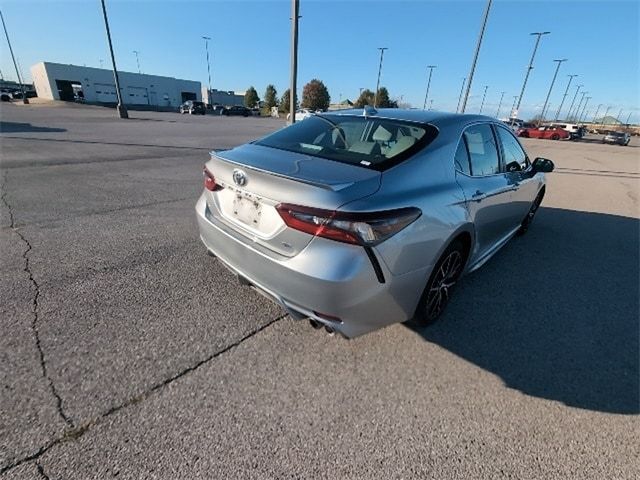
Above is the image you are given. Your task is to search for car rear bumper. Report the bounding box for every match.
[195,194,428,338]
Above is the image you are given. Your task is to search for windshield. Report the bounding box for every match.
[254,114,438,171]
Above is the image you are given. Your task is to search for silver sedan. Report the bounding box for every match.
[195,109,554,338]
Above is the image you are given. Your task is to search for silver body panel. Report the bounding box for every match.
[196,109,547,337]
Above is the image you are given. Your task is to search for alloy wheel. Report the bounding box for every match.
[424,250,463,320]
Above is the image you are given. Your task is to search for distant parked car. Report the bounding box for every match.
[209,105,226,115]
[286,109,316,122]
[179,100,206,115]
[518,126,569,140]
[548,123,583,139]
[602,131,631,146]
[221,105,251,117]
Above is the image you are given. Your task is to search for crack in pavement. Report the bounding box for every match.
[0,313,287,475]
[1,171,74,430]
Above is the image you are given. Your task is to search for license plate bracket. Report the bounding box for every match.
[232,195,261,226]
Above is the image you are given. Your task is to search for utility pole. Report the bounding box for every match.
[0,9,28,104]
[456,77,466,113]
[422,65,437,110]
[373,47,388,107]
[461,0,492,113]
[554,74,577,121]
[495,91,505,118]
[100,0,127,118]
[600,106,611,128]
[479,85,489,114]
[289,0,300,123]
[132,50,141,74]
[202,36,212,105]
[540,58,567,122]
[512,31,550,124]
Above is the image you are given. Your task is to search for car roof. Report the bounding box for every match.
[324,108,501,129]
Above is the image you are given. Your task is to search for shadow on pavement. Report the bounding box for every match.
[407,207,639,414]
[0,121,67,133]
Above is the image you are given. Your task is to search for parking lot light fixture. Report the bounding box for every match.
[567,84,583,121]
[578,97,591,124]
[422,65,437,110]
[479,85,489,114]
[600,106,611,127]
[0,9,28,104]
[540,58,567,122]
[461,0,493,113]
[289,0,300,123]
[573,91,588,122]
[555,74,577,121]
[591,104,602,124]
[456,77,466,113]
[202,36,212,104]
[374,47,388,108]
[100,0,127,118]
[495,91,505,118]
[512,31,550,124]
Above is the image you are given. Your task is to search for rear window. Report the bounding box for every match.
[254,114,438,171]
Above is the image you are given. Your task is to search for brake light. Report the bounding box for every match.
[203,167,222,191]
[276,204,421,246]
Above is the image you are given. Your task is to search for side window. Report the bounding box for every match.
[462,124,500,176]
[496,126,528,172]
[454,139,471,175]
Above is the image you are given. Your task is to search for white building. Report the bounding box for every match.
[30,62,201,108]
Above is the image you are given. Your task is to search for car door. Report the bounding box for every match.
[455,123,519,258]
[494,124,539,228]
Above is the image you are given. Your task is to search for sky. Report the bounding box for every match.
[1,0,639,121]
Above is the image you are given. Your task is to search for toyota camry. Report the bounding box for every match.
[195,108,554,338]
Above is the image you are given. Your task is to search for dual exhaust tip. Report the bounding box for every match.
[309,319,334,335]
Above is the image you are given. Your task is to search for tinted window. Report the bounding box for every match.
[496,126,528,172]
[255,115,439,171]
[454,139,471,175]
[462,124,500,176]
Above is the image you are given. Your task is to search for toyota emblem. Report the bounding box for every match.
[232,169,247,187]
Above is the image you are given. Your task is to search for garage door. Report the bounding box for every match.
[94,83,117,103]
[124,86,149,105]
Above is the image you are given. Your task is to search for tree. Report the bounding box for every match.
[375,87,397,108]
[355,89,375,108]
[244,86,259,108]
[264,84,277,109]
[279,88,297,113]
[301,79,330,111]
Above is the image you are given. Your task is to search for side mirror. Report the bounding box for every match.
[532,157,555,173]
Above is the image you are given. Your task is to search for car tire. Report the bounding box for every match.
[551,133,560,140]
[517,188,545,236]
[409,239,467,327]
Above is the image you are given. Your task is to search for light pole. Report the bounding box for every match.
[289,0,300,123]
[510,95,518,119]
[540,58,567,122]
[495,91,505,118]
[100,0,127,118]
[512,32,551,124]
[616,108,623,124]
[0,9,28,104]
[566,84,583,121]
[626,111,632,125]
[572,91,588,121]
[456,77,466,113]
[479,85,489,114]
[555,74,577,121]
[429,99,434,111]
[422,65,437,110]
[132,50,141,74]
[513,31,550,124]
[373,47,388,107]
[202,36,212,104]
[578,97,591,124]
[600,106,610,128]
[461,0,493,113]
[591,104,602,124]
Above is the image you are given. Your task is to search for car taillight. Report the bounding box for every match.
[276,203,421,246]
[203,167,222,192]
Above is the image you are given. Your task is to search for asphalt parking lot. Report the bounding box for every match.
[1,103,638,479]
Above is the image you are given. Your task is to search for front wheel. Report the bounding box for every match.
[409,240,466,327]
[551,133,560,140]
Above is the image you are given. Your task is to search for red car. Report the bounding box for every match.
[517,126,569,140]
